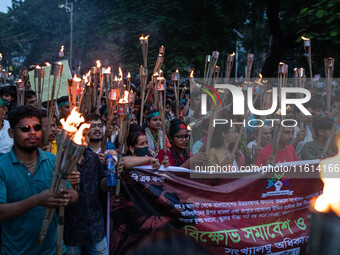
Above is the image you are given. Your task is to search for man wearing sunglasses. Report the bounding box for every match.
[0,105,78,255]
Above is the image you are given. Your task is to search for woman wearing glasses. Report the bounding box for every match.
[157,119,191,167]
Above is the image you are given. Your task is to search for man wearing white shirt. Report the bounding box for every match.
[0,99,13,155]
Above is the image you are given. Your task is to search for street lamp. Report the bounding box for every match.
[59,1,73,70]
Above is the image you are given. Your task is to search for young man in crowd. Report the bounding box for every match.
[24,90,37,107]
[256,124,299,166]
[57,96,70,124]
[0,105,78,254]
[292,105,314,159]
[301,118,335,160]
[64,112,118,255]
[0,99,13,156]
[39,109,57,155]
[0,87,15,104]
[247,124,272,162]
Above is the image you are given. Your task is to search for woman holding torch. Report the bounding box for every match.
[145,109,170,155]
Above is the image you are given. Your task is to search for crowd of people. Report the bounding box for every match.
[0,76,339,254]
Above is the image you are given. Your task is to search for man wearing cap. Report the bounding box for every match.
[0,99,13,156]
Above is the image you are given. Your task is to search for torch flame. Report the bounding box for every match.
[259,73,262,79]
[187,125,192,131]
[314,138,340,216]
[127,72,131,78]
[119,67,123,79]
[73,73,82,82]
[60,107,85,133]
[176,68,179,73]
[118,90,129,104]
[114,75,118,82]
[72,123,91,145]
[60,45,64,52]
[231,52,235,56]
[36,65,41,69]
[301,36,310,41]
[104,67,111,74]
[96,60,101,68]
[45,62,51,66]
[139,34,150,40]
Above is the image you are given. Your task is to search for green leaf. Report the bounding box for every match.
[316,10,324,18]
[330,30,339,37]
[300,7,309,14]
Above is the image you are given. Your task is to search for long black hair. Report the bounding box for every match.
[126,125,146,155]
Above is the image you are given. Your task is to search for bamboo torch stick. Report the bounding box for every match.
[270,62,288,165]
[325,57,335,113]
[115,91,129,202]
[246,54,254,81]
[301,36,313,87]
[298,68,305,130]
[139,66,148,126]
[15,79,25,106]
[204,51,220,155]
[44,62,63,146]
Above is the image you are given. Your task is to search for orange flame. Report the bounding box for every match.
[45,62,51,66]
[187,125,192,131]
[127,72,131,79]
[96,60,101,68]
[36,65,41,69]
[60,45,64,52]
[118,90,129,104]
[139,34,150,40]
[259,73,262,79]
[119,67,123,79]
[190,70,194,78]
[104,67,111,74]
[73,73,82,82]
[314,139,340,216]
[60,108,85,133]
[72,123,91,145]
[114,75,118,82]
[301,36,310,41]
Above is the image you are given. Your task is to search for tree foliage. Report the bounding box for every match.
[0,0,338,77]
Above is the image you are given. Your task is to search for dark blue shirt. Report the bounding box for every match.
[64,147,107,246]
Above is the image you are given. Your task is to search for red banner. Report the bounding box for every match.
[109,166,323,255]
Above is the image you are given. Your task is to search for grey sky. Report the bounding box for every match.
[0,0,12,13]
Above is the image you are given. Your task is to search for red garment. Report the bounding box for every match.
[255,144,299,166]
[157,148,191,167]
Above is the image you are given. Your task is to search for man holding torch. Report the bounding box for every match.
[0,105,78,255]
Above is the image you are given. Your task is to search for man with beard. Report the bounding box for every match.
[40,109,57,155]
[85,113,116,163]
[256,124,299,166]
[64,112,113,254]
[0,105,78,255]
